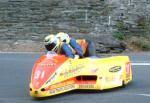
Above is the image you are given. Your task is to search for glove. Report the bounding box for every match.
[74,55,79,59]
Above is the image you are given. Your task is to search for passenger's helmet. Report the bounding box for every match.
[44,34,60,52]
[56,32,70,43]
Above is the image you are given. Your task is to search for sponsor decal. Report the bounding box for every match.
[60,64,84,77]
[91,68,98,73]
[46,73,57,84]
[105,76,122,84]
[109,66,121,73]
[79,84,94,89]
[50,80,74,89]
[38,63,55,67]
[105,77,115,82]
[126,63,130,74]
[49,84,75,94]
[38,59,58,67]
[99,77,103,79]
[126,62,131,80]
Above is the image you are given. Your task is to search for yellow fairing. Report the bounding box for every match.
[30,56,132,97]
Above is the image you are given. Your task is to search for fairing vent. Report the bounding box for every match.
[76,75,97,81]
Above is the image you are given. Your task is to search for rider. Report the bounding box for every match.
[44,32,96,58]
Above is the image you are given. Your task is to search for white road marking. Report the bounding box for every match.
[122,93,150,97]
[132,63,150,66]
[137,94,150,97]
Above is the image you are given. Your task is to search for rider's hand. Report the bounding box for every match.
[74,55,79,59]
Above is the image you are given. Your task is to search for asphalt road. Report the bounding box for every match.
[0,53,150,103]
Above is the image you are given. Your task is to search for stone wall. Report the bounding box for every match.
[0,0,149,52]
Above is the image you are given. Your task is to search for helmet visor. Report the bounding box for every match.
[45,43,56,51]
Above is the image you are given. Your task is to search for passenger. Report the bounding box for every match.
[55,32,84,58]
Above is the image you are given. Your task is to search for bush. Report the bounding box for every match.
[128,36,150,51]
[113,32,125,40]
[116,21,125,30]
[140,39,150,50]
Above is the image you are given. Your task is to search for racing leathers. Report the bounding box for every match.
[59,38,84,58]
[57,38,96,58]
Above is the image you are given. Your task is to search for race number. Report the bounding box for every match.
[34,70,45,79]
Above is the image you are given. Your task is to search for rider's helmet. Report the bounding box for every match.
[44,34,60,52]
[56,32,70,43]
